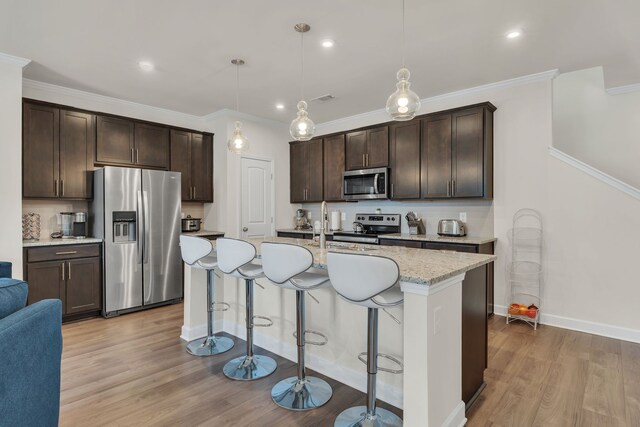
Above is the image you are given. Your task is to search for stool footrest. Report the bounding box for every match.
[212,301,230,312]
[252,315,273,327]
[357,352,404,374]
[293,329,328,346]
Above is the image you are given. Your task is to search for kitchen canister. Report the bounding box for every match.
[22,212,41,241]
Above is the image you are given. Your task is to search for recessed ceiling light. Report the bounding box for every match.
[321,39,335,48]
[138,61,154,71]
[275,103,285,110]
[506,30,522,39]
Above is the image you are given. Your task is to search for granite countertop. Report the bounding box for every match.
[380,233,497,245]
[213,236,495,286]
[276,228,335,235]
[181,230,225,237]
[23,237,103,248]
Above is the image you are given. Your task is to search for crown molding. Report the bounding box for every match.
[0,52,31,67]
[548,146,640,201]
[606,82,640,96]
[22,78,205,126]
[317,69,559,133]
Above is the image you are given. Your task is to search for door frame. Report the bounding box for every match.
[238,155,276,238]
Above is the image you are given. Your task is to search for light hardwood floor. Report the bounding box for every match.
[60,304,640,426]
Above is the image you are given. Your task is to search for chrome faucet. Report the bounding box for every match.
[320,201,328,249]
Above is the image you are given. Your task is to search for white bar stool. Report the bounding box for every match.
[216,238,277,381]
[261,242,333,411]
[327,252,404,427]
[179,235,234,356]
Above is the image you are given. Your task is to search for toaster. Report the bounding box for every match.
[437,219,466,237]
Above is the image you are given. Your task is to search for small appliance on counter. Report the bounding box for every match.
[295,209,312,230]
[405,211,426,235]
[437,219,466,237]
[181,215,202,232]
[57,212,88,239]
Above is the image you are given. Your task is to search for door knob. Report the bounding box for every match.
[242,227,248,232]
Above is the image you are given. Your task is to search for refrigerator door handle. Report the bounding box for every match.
[137,190,144,264]
[143,190,150,264]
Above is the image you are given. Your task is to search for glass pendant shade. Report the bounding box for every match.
[386,68,421,121]
[227,121,250,154]
[289,100,315,141]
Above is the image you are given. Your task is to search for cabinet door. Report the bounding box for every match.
[26,261,64,306]
[190,133,213,202]
[323,134,345,201]
[389,121,420,199]
[452,108,484,198]
[96,115,135,165]
[289,142,307,202]
[23,103,59,198]
[461,265,488,404]
[60,110,95,199]
[421,114,452,199]
[366,126,389,168]
[134,123,170,169]
[345,131,367,170]
[170,129,192,201]
[306,139,324,202]
[66,258,101,314]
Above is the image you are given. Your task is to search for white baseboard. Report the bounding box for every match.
[442,401,467,427]
[220,319,404,409]
[495,305,640,343]
[180,323,223,342]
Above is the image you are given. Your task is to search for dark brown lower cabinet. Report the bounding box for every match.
[24,244,102,321]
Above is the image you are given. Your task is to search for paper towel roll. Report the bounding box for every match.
[330,211,342,231]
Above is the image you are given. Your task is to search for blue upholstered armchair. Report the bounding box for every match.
[0,277,63,426]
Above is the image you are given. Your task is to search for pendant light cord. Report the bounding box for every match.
[236,63,240,113]
[300,30,305,100]
[402,0,406,68]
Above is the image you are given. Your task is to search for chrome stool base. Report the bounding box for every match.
[223,354,277,381]
[334,406,403,427]
[271,376,333,411]
[186,335,234,357]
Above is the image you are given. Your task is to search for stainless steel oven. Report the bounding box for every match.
[342,168,388,200]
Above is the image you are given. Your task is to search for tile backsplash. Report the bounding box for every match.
[22,200,89,239]
[301,200,494,237]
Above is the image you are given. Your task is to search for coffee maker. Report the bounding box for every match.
[294,209,311,230]
[59,212,88,239]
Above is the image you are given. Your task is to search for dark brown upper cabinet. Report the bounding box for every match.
[290,139,323,203]
[323,134,346,201]
[345,126,389,170]
[23,101,94,199]
[421,103,494,199]
[389,121,421,199]
[96,116,170,169]
[170,130,213,202]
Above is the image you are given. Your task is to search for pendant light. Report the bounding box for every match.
[386,0,421,121]
[227,59,250,154]
[290,23,315,141]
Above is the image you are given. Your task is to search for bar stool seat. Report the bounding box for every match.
[216,238,277,381]
[261,242,333,411]
[179,236,234,357]
[327,252,404,427]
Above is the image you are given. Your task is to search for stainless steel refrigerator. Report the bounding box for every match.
[91,166,182,317]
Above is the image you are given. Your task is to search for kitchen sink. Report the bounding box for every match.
[304,241,377,252]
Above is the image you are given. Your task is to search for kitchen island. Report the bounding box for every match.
[182,236,495,427]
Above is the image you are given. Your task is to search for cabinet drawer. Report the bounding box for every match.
[422,242,478,253]
[27,244,101,263]
[379,239,423,248]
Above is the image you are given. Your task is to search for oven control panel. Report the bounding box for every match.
[354,214,401,227]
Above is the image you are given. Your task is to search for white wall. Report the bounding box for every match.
[0,56,28,278]
[553,67,640,189]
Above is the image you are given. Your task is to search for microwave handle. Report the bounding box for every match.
[374,173,380,194]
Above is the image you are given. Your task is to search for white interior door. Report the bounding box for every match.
[241,157,273,238]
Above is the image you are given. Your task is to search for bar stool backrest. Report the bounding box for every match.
[261,242,313,284]
[179,235,213,265]
[327,252,399,303]
[216,238,257,274]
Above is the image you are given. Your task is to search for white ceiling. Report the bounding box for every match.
[1,0,638,123]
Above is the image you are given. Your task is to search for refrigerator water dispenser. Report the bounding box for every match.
[112,211,136,243]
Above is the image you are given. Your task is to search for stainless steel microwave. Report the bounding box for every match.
[342,168,388,200]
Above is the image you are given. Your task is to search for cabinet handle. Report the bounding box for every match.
[193,186,196,199]
[54,179,58,197]
[136,149,139,164]
[61,262,65,281]
[131,148,134,163]
[60,180,64,197]
[68,262,71,280]
[452,180,456,196]
[447,181,451,197]
[362,153,365,167]
[55,251,77,255]
[391,183,394,198]
[366,153,369,167]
